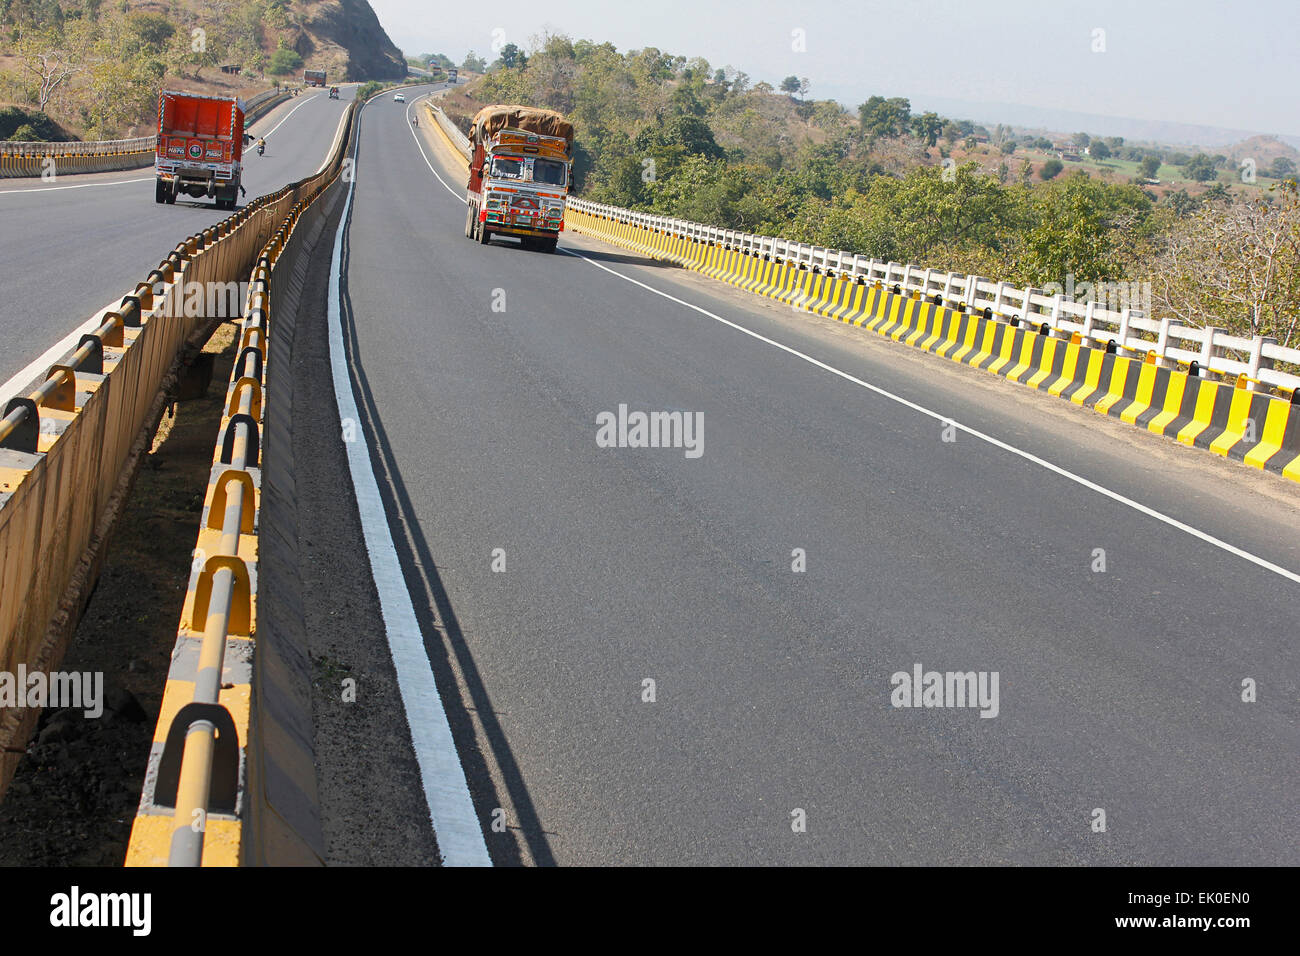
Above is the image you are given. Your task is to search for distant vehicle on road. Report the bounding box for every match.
[465,105,574,253]
[154,90,244,210]
[447,68,458,83]
[329,86,340,99]
[393,92,406,103]
[304,69,326,88]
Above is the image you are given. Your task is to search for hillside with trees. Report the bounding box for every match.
[440,34,1299,347]
[0,0,404,139]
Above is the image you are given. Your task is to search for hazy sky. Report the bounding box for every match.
[370,0,1299,136]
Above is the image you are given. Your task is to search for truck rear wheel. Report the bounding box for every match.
[477,217,491,245]
[538,236,558,254]
[465,202,475,238]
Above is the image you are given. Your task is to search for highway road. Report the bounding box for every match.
[312,92,1300,864]
[0,84,392,394]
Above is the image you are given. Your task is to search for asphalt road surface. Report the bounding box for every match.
[291,90,1300,865]
[0,84,404,391]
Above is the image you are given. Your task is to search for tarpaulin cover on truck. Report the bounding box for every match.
[470,105,574,149]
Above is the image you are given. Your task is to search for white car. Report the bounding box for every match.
[393,92,406,103]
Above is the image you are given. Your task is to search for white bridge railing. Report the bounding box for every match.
[566,197,1300,395]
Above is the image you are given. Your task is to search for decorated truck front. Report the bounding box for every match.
[464,105,573,253]
[154,91,244,210]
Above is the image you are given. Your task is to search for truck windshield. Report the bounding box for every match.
[490,156,524,179]
[532,159,566,186]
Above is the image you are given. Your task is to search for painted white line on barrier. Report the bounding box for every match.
[560,245,1300,587]
[326,97,492,866]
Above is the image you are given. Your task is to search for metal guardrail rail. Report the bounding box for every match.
[125,98,359,867]
[427,98,1295,394]
[0,87,291,178]
[564,197,1300,396]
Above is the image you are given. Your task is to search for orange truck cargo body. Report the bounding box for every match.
[154,91,244,209]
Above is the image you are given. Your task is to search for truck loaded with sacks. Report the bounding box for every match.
[464,105,574,253]
[154,91,244,210]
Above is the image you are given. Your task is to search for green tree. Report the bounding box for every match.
[268,47,302,76]
[1089,140,1111,160]
[779,75,799,95]
[498,42,526,69]
[1040,158,1064,180]
[909,111,941,147]
[858,95,911,139]
[1139,155,1161,180]
[1268,157,1297,180]
[1182,153,1217,182]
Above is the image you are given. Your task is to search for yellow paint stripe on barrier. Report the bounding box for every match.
[1048,342,1083,397]
[949,313,982,363]
[1146,371,1188,435]
[1005,329,1040,382]
[1242,399,1291,469]
[1093,358,1132,415]
[1025,337,1060,388]
[1070,350,1106,405]
[1209,386,1256,456]
[1176,381,1222,445]
[985,325,1019,376]
[1119,362,1159,424]
[125,815,243,868]
[904,302,932,347]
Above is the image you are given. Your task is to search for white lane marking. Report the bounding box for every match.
[398,85,1300,588]
[2,92,344,396]
[0,93,318,197]
[0,176,151,196]
[559,248,1300,586]
[406,91,465,202]
[0,297,120,403]
[316,107,352,176]
[327,96,492,866]
[260,91,319,138]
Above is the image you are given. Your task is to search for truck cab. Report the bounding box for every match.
[464,107,574,253]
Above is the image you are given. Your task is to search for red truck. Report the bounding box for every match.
[154,91,244,209]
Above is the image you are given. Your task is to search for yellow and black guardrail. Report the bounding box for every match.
[564,202,1300,484]
[123,98,360,867]
[0,216,286,801]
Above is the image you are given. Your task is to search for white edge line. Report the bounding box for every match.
[2,92,337,402]
[0,93,316,197]
[0,176,152,195]
[0,298,119,403]
[557,248,1300,587]
[406,91,465,203]
[326,94,492,866]
[397,89,1299,585]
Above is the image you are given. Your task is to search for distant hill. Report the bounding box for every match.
[274,0,406,83]
[845,91,1300,153]
[0,0,404,138]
